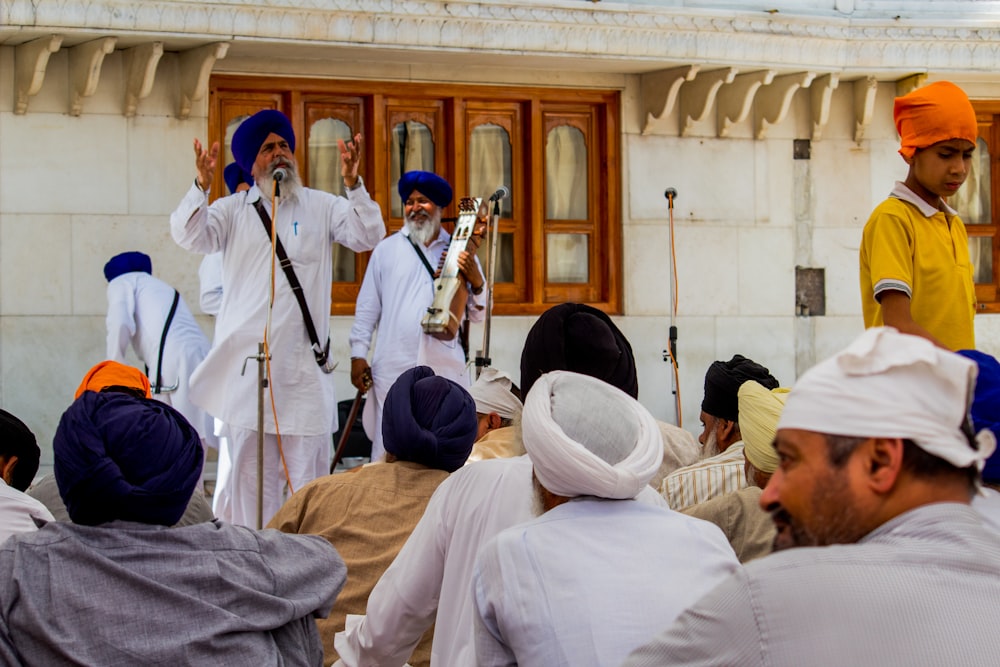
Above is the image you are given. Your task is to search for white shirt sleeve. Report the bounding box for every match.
[105,278,136,362]
[349,243,384,360]
[331,181,386,253]
[472,537,519,667]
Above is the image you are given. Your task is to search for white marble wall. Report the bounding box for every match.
[3,42,1000,472]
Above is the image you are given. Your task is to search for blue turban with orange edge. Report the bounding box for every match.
[54,391,203,526]
[382,366,477,472]
[231,109,296,176]
[398,171,453,208]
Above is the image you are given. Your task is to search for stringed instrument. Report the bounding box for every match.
[421,196,489,340]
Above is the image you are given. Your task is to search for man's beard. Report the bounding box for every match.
[530,475,547,518]
[770,471,866,552]
[257,159,302,202]
[702,424,721,459]
[405,207,442,246]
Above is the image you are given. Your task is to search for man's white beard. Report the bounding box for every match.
[258,160,303,202]
[702,425,721,459]
[405,208,442,246]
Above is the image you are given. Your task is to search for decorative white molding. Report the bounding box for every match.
[641,65,699,136]
[14,35,63,115]
[810,72,840,141]
[680,67,737,137]
[177,42,230,120]
[69,37,116,117]
[854,76,879,144]
[123,41,164,117]
[756,71,816,140]
[718,70,775,138]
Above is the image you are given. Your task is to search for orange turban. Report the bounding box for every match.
[894,81,977,159]
[75,361,151,400]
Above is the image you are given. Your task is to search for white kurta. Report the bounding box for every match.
[473,497,740,667]
[349,228,485,460]
[334,455,669,667]
[198,252,224,316]
[170,182,384,437]
[106,271,214,443]
[0,480,54,544]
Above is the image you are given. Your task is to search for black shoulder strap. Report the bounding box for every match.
[252,199,331,368]
[408,235,436,278]
[153,289,180,394]
[410,233,470,361]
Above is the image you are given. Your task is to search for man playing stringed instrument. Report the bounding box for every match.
[350,171,487,462]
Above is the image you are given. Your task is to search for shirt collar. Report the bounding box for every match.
[890,181,958,218]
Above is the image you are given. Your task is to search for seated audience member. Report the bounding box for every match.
[0,391,346,665]
[334,302,669,667]
[28,360,213,526]
[0,410,55,542]
[473,371,738,666]
[957,349,1000,531]
[624,327,1000,666]
[269,366,478,667]
[683,380,786,562]
[466,367,522,447]
[662,355,779,509]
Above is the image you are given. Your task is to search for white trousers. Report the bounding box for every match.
[226,425,330,528]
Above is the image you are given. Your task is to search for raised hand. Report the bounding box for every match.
[338,133,364,189]
[193,138,220,191]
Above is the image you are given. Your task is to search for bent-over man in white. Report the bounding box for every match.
[624,327,1000,666]
[171,109,384,527]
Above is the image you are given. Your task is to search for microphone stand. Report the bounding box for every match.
[475,196,501,378]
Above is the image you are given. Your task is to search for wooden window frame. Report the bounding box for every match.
[968,100,1000,312]
[208,75,622,316]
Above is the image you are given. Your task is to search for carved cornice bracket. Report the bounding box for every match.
[810,73,840,140]
[14,35,63,115]
[680,67,737,137]
[178,42,229,120]
[123,42,164,118]
[641,65,700,136]
[718,70,775,138]
[69,37,117,117]
[854,76,879,144]
[756,71,817,140]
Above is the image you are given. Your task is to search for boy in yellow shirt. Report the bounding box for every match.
[859,81,978,350]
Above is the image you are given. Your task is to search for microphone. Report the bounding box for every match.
[273,168,288,183]
[489,186,510,202]
[664,188,678,200]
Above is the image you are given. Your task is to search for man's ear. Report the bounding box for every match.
[718,418,737,442]
[865,437,904,494]
[487,412,503,431]
[0,455,18,486]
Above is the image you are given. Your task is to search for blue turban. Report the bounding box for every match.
[520,303,639,401]
[382,366,477,472]
[54,392,204,526]
[398,171,453,208]
[0,409,40,492]
[223,161,253,194]
[958,349,1000,483]
[231,109,296,176]
[103,251,152,282]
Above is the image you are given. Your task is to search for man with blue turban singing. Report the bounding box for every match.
[270,366,477,667]
[350,170,486,462]
[171,109,385,527]
[0,392,347,665]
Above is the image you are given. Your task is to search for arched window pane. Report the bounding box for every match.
[309,118,352,197]
[969,236,994,284]
[469,123,512,218]
[309,118,356,282]
[955,136,991,225]
[476,232,514,285]
[390,121,435,217]
[545,125,587,220]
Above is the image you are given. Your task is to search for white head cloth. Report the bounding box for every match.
[778,327,997,469]
[522,370,663,499]
[468,367,523,420]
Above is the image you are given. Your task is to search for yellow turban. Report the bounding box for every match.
[894,81,977,160]
[738,381,790,474]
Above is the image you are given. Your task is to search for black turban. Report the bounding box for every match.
[54,392,204,526]
[0,409,40,492]
[520,303,638,401]
[701,355,779,422]
[382,366,477,472]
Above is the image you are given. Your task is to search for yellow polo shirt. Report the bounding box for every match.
[859,182,976,351]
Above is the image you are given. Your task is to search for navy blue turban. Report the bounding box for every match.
[223,161,253,194]
[398,171,453,208]
[382,366,477,472]
[103,251,151,282]
[231,109,296,176]
[54,392,203,526]
[0,409,40,492]
[958,349,1000,483]
[520,303,639,401]
[702,355,779,422]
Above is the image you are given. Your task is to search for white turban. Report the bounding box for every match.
[522,371,663,499]
[739,382,790,475]
[468,367,523,420]
[778,327,996,469]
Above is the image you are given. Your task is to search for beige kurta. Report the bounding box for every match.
[682,485,775,563]
[268,461,448,667]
